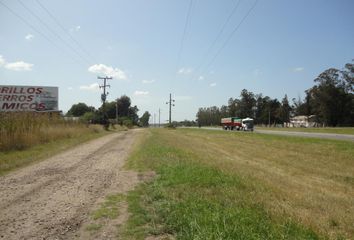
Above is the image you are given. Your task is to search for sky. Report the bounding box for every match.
[1,0,353,122]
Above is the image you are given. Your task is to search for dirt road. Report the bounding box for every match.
[0,129,143,240]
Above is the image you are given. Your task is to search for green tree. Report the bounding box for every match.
[129,105,139,125]
[67,103,94,117]
[238,89,256,118]
[140,111,151,127]
[117,95,131,117]
[308,65,353,126]
[278,94,292,123]
[228,98,237,116]
[104,101,117,119]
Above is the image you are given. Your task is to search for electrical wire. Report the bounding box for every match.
[200,0,259,77]
[0,0,82,65]
[176,0,194,74]
[18,0,91,65]
[35,0,94,63]
[194,0,242,74]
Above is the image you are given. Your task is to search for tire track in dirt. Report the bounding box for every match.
[0,129,145,240]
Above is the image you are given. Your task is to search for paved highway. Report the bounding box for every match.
[187,127,354,142]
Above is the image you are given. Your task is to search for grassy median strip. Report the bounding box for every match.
[121,128,354,239]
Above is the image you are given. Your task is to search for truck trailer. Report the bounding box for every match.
[221,117,254,131]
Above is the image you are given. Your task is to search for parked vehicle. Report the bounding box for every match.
[221,117,254,131]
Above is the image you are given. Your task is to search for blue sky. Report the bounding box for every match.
[1,0,353,122]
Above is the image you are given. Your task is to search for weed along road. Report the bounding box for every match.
[0,129,142,240]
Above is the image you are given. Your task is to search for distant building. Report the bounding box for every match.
[289,115,318,127]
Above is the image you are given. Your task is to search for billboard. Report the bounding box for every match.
[0,85,58,112]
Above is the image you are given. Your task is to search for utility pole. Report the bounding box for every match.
[98,76,112,105]
[98,76,112,126]
[166,93,175,124]
[158,108,161,128]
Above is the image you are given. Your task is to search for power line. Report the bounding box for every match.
[35,0,94,62]
[193,0,242,75]
[176,0,194,74]
[18,0,91,65]
[200,0,259,76]
[0,0,81,64]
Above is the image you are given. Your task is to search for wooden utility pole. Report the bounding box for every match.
[98,76,112,105]
[166,93,175,124]
[98,76,112,126]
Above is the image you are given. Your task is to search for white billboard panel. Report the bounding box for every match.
[0,85,58,112]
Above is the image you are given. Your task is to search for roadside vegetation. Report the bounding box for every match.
[123,128,354,239]
[0,112,125,175]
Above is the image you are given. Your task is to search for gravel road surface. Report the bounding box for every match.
[0,129,144,240]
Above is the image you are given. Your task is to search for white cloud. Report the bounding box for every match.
[198,76,204,81]
[253,69,261,76]
[175,95,192,101]
[293,67,304,72]
[209,82,217,87]
[80,83,100,91]
[178,67,193,75]
[5,61,33,71]
[0,55,5,66]
[142,79,155,84]
[88,64,127,80]
[25,34,34,41]
[68,87,73,91]
[70,25,81,32]
[134,90,149,96]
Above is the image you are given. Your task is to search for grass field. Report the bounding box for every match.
[255,127,354,135]
[123,128,354,239]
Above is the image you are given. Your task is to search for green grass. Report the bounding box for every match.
[91,194,125,220]
[86,223,103,231]
[255,126,354,135]
[122,129,335,239]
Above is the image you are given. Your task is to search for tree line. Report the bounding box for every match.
[66,95,151,127]
[197,61,354,127]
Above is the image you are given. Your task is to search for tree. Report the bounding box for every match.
[308,64,354,126]
[228,98,237,116]
[104,101,117,119]
[140,111,151,127]
[117,95,131,117]
[67,103,94,117]
[238,89,256,118]
[278,94,292,123]
[129,105,139,125]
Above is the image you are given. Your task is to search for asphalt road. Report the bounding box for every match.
[190,127,354,142]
